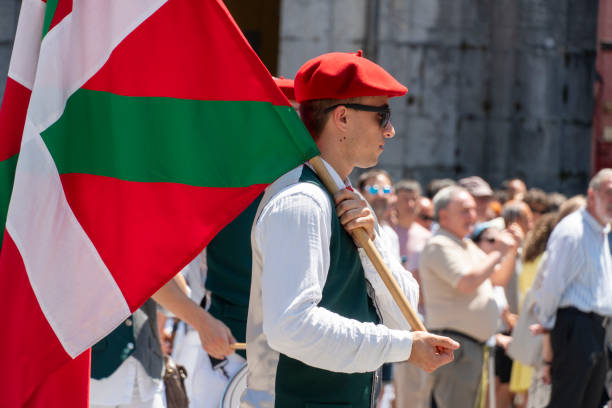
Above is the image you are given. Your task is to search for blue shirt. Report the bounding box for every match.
[534,208,612,329]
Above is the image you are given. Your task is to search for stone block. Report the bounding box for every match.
[379,43,425,116]
[517,0,568,49]
[0,0,19,42]
[332,0,367,41]
[492,0,519,30]
[558,123,591,194]
[491,27,518,52]
[455,117,487,178]
[482,120,514,186]
[515,50,563,120]
[488,51,517,118]
[332,38,365,54]
[460,0,491,47]
[277,38,329,77]
[566,1,598,50]
[378,0,441,44]
[0,44,11,102]
[280,0,332,39]
[511,119,562,189]
[457,48,488,118]
[378,126,405,167]
[422,47,460,119]
[562,51,596,124]
[399,115,456,168]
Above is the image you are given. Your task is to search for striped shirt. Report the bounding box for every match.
[534,208,612,329]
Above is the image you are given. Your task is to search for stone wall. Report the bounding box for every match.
[279,0,599,195]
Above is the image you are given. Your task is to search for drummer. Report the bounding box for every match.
[242,51,459,408]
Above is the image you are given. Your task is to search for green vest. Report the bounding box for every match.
[91,299,162,380]
[273,166,380,408]
[205,194,262,357]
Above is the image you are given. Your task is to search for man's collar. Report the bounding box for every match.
[305,158,351,190]
[437,227,469,246]
[582,207,611,234]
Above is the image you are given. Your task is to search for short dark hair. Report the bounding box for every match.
[524,188,549,213]
[299,97,360,140]
[395,179,422,196]
[502,200,530,226]
[427,178,456,199]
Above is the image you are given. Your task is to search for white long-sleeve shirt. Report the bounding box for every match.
[534,208,612,329]
[242,161,419,408]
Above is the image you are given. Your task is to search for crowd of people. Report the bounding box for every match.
[356,169,612,408]
[86,49,612,408]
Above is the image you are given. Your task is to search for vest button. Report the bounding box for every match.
[127,342,134,350]
[125,319,133,327]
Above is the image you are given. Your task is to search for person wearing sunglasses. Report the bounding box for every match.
[358,169,401,263]
[416,196,435,231]
[244,51,459,408]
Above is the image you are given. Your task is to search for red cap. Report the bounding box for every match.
[273,76,295,101]
[294,50,407,103]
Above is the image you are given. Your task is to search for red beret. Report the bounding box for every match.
[273,76,295,101]
[294,50,407,103]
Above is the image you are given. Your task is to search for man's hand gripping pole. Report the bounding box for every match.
[309,156,427,332]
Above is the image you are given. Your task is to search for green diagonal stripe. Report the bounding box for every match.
[42,0,59,38]
[41,89,318,188]
[0,153,19,248]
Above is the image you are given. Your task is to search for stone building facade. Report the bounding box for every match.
[278,0,598,195]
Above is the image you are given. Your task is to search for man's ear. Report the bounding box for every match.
[332,106,349,131]
[587,187,594,204]
[437,208,445,223]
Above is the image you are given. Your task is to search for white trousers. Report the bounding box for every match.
[173,328,246,408]
[90,379,166,408]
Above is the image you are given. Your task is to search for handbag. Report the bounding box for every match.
[507,289,543,366]
[163,355,189,408]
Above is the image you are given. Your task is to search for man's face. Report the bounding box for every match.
[439,191,477,238]
[361,174,394,218]
[508,179,526,200]
[416,197,434,230]
[346,95,395,169]
[396,190,419,219]
[591,178,612,225]
[520,206,535,233]
[474,195,492,222]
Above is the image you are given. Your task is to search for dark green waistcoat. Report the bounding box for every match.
[273,166,380,408]
[204,194,263,356]
[91,299,163,380]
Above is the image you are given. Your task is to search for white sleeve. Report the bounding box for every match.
[255,185,413,373]
[359,226,421,331]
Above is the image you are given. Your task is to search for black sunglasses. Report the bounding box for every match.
[419,214,434,222]
[324,103,391,128]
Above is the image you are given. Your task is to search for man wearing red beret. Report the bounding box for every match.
[242,51,459,408]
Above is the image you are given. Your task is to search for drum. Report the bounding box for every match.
[220,362,248,408]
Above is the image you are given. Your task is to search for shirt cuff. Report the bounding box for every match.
[534,304,556,330]
[385,329,413,363]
